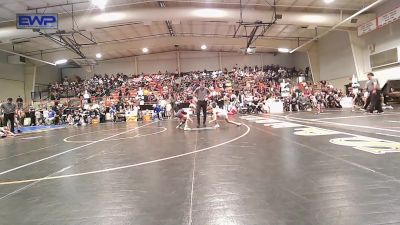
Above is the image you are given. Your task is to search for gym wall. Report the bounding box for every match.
[318,30,357,90]
[293,52,309,72]
[0,52,25,100]
[350,1,400,87]
[61,51,309,79]
[360,20,400,86]
[36,65,61,86]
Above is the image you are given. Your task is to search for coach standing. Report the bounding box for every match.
[1,98,16,133]
[194,81,210,128]
[366,72,383,113]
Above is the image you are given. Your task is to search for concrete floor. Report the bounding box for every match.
[1,110,400,225]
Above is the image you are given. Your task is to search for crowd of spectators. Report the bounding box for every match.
[48,64,308,100]
[3,63,366,135]
[2,64,308,128]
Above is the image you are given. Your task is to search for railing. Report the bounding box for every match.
[31,91,49,101]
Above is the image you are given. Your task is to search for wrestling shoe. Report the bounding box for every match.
[214,124,220,128]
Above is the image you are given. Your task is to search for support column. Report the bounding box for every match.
[260,53,263,69]
[134,56,138,75]
[24,65,36,106]
[307,43,320,82]
[219,52,222,71]
[348,30,367,80]
[177,51,181,74]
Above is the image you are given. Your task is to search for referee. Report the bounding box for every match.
[194,81,210,128]
[366,72,383,113]
[1,98,16,133]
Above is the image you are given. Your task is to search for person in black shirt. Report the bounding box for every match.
[194,81,210,128]
[217,93,224,109]
[366,72,383,113]
[1,98,16,133]
[16,96,23,110]
[320,80,327,88]
[29,107,36,126]
[52,102,61,125]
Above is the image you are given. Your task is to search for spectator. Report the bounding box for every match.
[16,96,23,110]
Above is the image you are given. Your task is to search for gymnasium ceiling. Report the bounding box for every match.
[0,0,380,65]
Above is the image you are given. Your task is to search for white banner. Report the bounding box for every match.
[357,19,377,36]
[378,6,400,27]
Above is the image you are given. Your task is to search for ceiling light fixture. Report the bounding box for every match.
[92,12,126,22]
[142,48,149,53]
[299,14,327,23]
[278,48,290,53]
[55,59,68,65]
[324,0,335,4]
[192,9,227,18]
[91,0,108,9]
[96,53,102,59]
[201,44,207,50]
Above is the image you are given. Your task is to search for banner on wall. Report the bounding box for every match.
[357,19,377,36]
[357,5,400,36]
[377,6,400,27]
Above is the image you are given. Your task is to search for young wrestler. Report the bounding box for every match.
[209,102,241,128]
[176,108,193,129]
[0,127,15,138]
[67,114,74,125]
[313,91,324,114]
[14,112,23,133]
